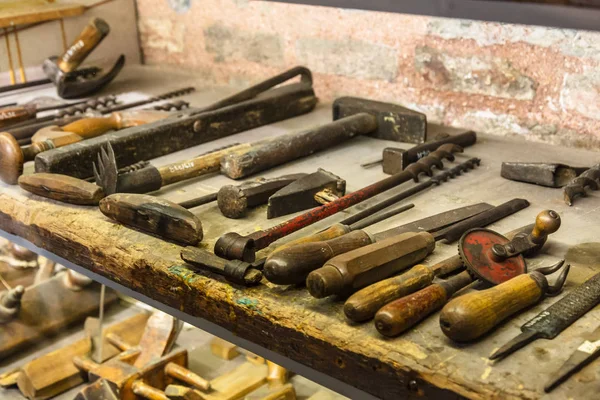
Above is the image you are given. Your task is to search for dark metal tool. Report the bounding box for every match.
[34,66,317,180]
[381,130,477,175]
[440,260,570,342]
[219,97,427,181]
[8,87,193,139]
[215,143,461,262]
[99,173,307,245]
[266,169,346,218]
[563,163,600,206]
[545,321,600,392]
[179,250,263,286]
[0,78,52,96]
[501,162,588,188]
[42,18,124,98]
[369,224,533,331]
[490,272,600,363]
[0,99,91,129]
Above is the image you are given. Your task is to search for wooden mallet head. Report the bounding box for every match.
[0,132,24,185]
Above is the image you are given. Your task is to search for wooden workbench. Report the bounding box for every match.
[1,65,599,400]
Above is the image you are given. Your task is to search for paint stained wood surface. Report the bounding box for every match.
[2,66,600,399]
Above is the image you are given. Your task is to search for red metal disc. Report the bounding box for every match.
[458,228,527,285]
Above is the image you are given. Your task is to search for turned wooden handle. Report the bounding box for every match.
[58,18,110,72]
[269,223,351,255]
[263,230,372,285]
[344,264,434,323]
[0,105,35,128]
[61,114,121,138]
[158,143,252,186]
[439,274,543,342]
[531,210,561,244]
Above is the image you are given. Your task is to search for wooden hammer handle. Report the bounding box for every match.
[58,18,110,72]
[439,274,544,342]
[268,223,352,255]
[158,143,252,186]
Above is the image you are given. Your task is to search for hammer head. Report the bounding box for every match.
[42,57,65,85]
[333,97,427,144]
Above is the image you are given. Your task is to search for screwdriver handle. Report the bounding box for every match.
[269,223,352,255]
[344,264,434,323]
[374,270,473,337]
[440,274,544,342]
[263,230,372,285]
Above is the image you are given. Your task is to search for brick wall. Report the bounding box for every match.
[136,0,600,150]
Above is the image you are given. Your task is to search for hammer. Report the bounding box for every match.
[42,18,124,98]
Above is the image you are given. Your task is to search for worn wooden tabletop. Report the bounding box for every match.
[1,65,599,400]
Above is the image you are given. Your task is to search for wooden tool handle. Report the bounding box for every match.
[344,264,434,323]
[263,230,372,285]
[269,223,351,255]
[61,114,121,138]
[58,18,110,72]
[439,274,544,342]
[374,270,473,336]
[307,232,435,298]
[18,173,105,205]
[158,143,252,186]
[531,210,561,244]
[0,105,35,128]
[221,113,377,179]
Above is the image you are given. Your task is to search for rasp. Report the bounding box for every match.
[490,271,600,362]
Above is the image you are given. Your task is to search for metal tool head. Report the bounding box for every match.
[214,232,256,263]
[536,260,570,297]
[93,143,119,195]
[332,97,427,143]
[458,228,527,285]
[57,55,126,99]
[0,132,24,185]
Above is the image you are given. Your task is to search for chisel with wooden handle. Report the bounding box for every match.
[364,224,534,326]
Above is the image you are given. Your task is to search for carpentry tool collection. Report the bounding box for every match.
[2,17,600,398]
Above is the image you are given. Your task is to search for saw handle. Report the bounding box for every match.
[58,18,110,72]
[439,273,545,342]
[375,270,473,337]
[263,230,373,285]
[344,264,434,323]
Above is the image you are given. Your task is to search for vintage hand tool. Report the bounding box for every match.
[100,173,308,245]
[563,163,600,205]
[545,321,600,392]
[0,109,176,184]
[12,313,150,399]
[306,231,435,298]
[0,98,91,129]
[182,203,415,286]
[440,260,570,342]
[381,130,477,175]
[490,271,600,364]
[215,143,462,262]
[220,97,427,180]
[501,162,589,188]
[42,18,125,98]
[264,200,489,285]
[34,66,317,180]
[370,224,534,331]
[8,86,192,140]
[305,200,531,299]
[266,169,346,218]
[0,78,51,95]
[0,273,118,359]
[0,285,24,323]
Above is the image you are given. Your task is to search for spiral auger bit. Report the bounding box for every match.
[214,143,464,262]
[563,163,600,206]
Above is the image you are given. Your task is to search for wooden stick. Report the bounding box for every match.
[12,26,26,83]
[59,19,68,51]
[3,28,15,84]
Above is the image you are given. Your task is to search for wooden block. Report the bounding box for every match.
[210,338,240,361]
[0,368,20,387]
[0,275,118,359]
[204,362,268,400]
[165,385,206,400]
[245,383,296,400]
[17,313,150,400]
